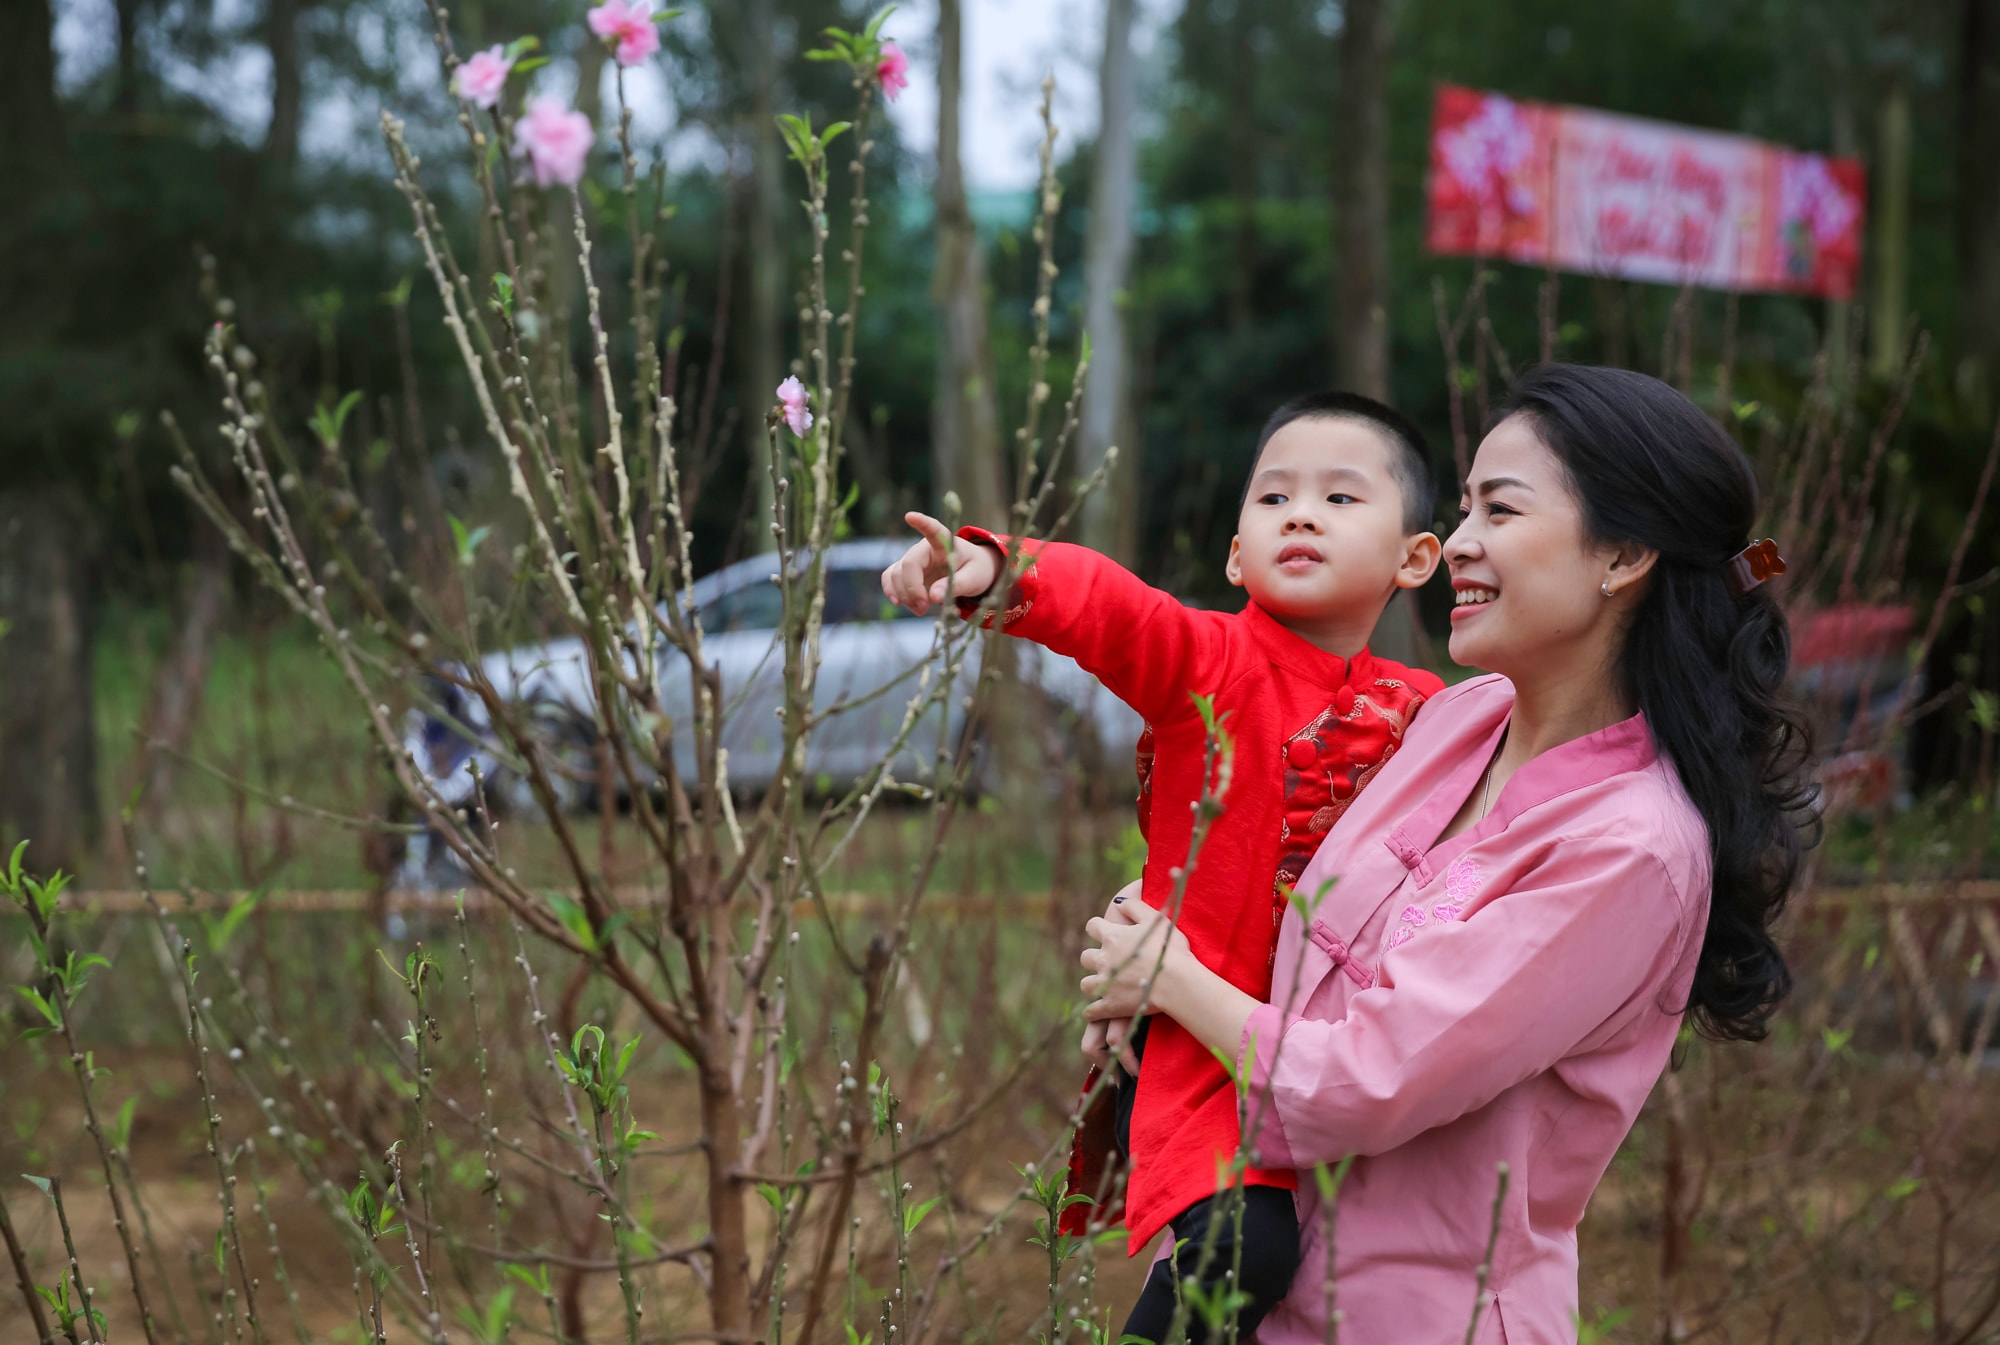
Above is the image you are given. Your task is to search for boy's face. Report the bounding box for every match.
[1226,417,1439,623]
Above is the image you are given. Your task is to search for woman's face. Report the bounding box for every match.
[1443,414,1632,679]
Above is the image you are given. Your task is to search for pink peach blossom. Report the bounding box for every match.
[514,97,593,187]
[874,42,909,101]
[776,376,813,439]
[587,0,662,67]
[450,45,514,109]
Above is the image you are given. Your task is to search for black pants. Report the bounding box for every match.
[1115,1021,1302,1343]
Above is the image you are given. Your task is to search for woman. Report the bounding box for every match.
[1081,365,1815,1342]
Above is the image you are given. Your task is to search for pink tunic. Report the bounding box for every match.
[1231,674,1711,1343]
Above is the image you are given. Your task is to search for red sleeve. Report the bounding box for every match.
[954,527,1228,726]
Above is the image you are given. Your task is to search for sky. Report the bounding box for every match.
[52,0,1178,193]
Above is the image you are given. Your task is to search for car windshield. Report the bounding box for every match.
[697,565,918,635]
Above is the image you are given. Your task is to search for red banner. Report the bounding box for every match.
[1425,85,1865,299]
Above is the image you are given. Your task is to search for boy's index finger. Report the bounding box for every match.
[903,510,952,554]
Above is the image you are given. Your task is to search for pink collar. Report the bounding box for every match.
[1385,681,1656,877]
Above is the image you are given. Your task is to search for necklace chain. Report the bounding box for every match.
[1479,758,1497,820]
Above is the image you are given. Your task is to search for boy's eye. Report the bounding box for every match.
[1260,493,1288,506]
[1326,493,1356,506]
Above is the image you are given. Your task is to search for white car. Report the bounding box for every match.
[397,539,1143,886]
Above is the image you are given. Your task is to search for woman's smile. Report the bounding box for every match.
[1450,577,1498,620]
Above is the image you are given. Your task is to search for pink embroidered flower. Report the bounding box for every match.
[1433,856,1482,922]
[587,0,661,66]
[874,41,909,101]
[514,97,593,187]
[1398,904,1428,928]
[1386,925,1414,950]
[451,45,514,110]
[776,376,813,438]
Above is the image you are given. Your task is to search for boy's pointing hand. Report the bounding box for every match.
[880,511,1001,615]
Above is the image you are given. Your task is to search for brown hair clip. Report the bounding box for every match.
[1727,538,1787,594]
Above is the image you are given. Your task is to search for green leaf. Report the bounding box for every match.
[205,889,264,953]
[903,1195,940,1236]
[513,56,550,74]
[113,1095,138,1151]
[615,1034,641,1084]
[546,893,598,953]
[862,5,896,41]
[1884,1175,1922,1201]
[503,1262,552,1295]
[15,987,60,1030]
[502,35,542,60]
[21,1174,52,1196]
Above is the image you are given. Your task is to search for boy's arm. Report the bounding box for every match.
[952,526,1224,726]
[877,511,1223,724]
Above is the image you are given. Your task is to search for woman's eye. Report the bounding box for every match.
[1486,503,1517,519]
[1456,505,1471,521]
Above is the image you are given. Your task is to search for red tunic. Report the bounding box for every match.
[956,529,1443,1252]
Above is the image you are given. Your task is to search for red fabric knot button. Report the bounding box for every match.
[1286,738,1319,770]
[1333,686,1356,716]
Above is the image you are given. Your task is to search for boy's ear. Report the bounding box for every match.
[1224,536,1247,588]
[1395,532,1443,591]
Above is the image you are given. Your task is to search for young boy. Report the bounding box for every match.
[880,393,1443,1340]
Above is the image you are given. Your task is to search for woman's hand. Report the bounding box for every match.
[1081,899,1192,1023]
[1080,883,1141,1072]
[1081,888,1261,1071]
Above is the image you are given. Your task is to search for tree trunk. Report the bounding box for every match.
[1331,0,1421,664]
[1868,73,1911,379]
[1225,2,1256,333]
[575,28,608,135]
[1,0,63,165]
[931,0,1007,526]
[0,489,100,874]
[743,0,783,538]
[1077,0,1139,559]
[1331,0,1391,399]
[264,0,302,165]
[135,541,231,820]
[1958,0,2000,365]
[115,0,141,116]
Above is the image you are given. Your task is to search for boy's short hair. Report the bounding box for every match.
[1239,392,1439,535]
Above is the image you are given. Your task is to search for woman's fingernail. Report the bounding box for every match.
[1112,894,1126,904]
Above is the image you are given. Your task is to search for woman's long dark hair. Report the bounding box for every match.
[1496,365,1818,1043]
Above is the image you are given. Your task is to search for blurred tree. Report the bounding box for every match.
[1959,0,2000,365]
[744,0,784,526]
[265,0,306,164]
[0,0,98,869]
[1331,0,1391,401]
[931,0,1007,524]
[1078,0,1138,559]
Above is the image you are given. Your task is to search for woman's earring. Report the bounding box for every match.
[1601,580,1615,598]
